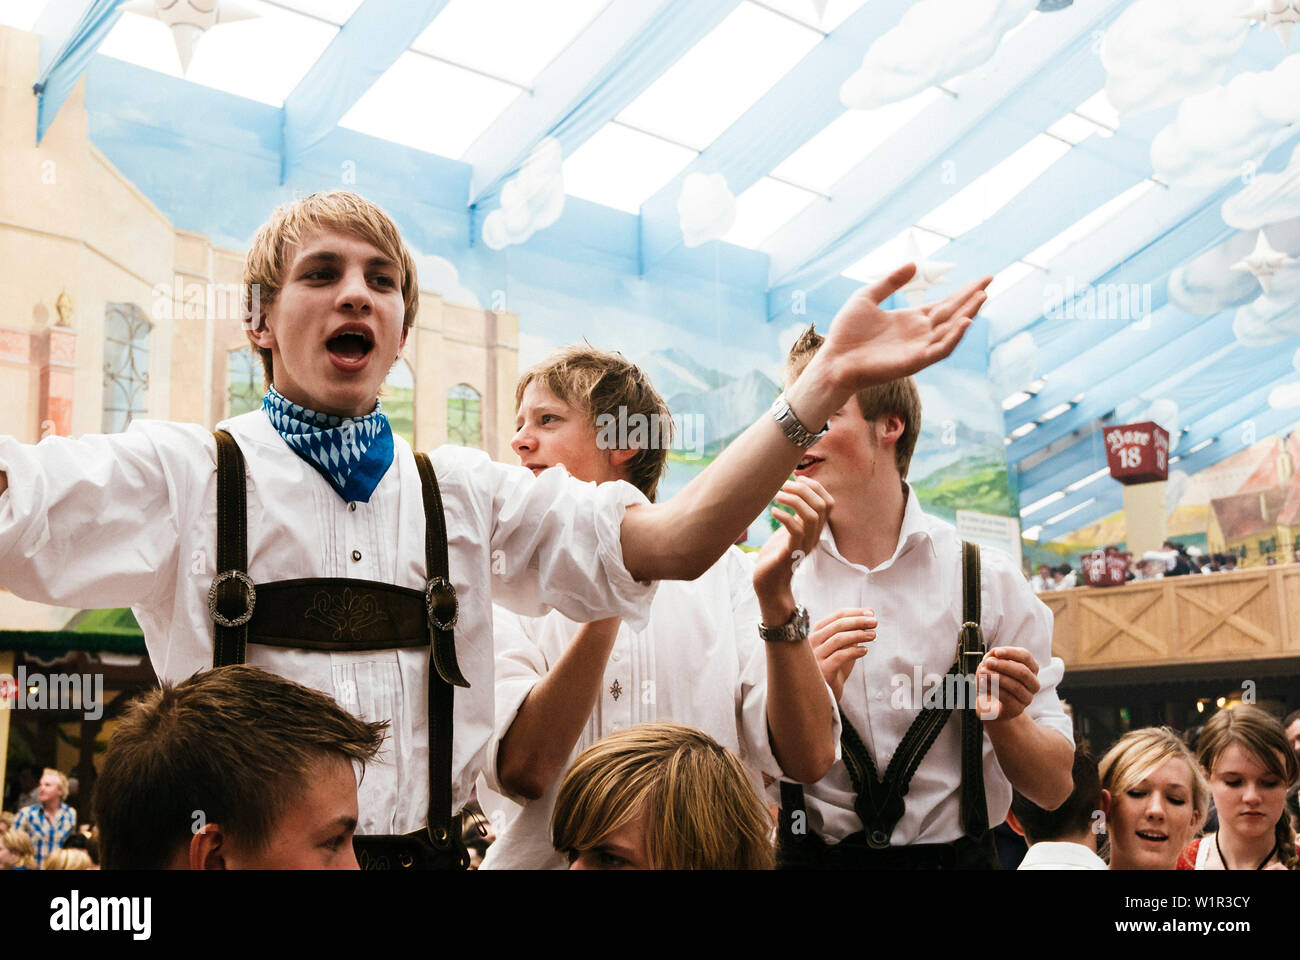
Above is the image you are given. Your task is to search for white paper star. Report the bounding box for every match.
[1241,0,1300,48]
[124,0,260,74]
[1231,230,1297,294]
[896,230,955,306]
[810,0,830,25]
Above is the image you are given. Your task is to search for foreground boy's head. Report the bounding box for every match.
[552,723,775,870]
[243,191,419,419]
[94,665,387,870]
[1009,749,1109,850]
[513,345,673,501]
[784,324,921,499]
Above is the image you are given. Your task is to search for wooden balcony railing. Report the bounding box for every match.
[1041,566,1300,670]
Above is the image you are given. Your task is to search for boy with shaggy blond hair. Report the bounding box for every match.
[0,190,989,866]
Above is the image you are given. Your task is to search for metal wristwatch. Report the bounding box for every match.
[759,605,810,644]
[770,394,827,449]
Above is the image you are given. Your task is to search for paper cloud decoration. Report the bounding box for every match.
[1223,144,1300,229]
[1269,381,1300,408]
[988,331,1037,398]
[1233,263,1300,345]
[678,173,737,248]
[124,0,259,74]
[1165,469,1190,515]
[1151,54,1300,187]
[1100,0,1251,116]
[1142,398,1181,452]
[482,138,565,251]
[1167,231,1269,315]
[411,253,480,309]
[840,0,1037,110]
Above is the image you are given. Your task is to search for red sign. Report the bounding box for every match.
[1103,421,1169,484]
[1081,550,1130,587]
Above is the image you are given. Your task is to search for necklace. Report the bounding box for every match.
[1213,830,1274,870]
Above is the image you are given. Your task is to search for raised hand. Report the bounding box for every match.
[753,477,834,614]
[821,264,992,391]
[809,609,875,702]
[975,646,1041,723]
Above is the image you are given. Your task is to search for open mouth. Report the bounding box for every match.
[326,328,374,363]
[1135,830,1168,842]
[795,455,824,473]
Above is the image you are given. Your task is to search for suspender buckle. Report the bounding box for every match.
[425,577,460,631]
[208,570,256,628]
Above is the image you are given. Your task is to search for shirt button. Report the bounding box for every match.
[611,722,623,730]
[348,502,357,512]
[351,550,361,562]
[611,651,622,662]
[875,690,885,701]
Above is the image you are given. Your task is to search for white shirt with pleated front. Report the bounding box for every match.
[0,410,655,836]
[789,484,1074,846]
[477,545,839,870]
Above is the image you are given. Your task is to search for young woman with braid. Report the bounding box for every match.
[1177,705,1300,870]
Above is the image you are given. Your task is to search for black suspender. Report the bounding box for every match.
[782,540,989,851]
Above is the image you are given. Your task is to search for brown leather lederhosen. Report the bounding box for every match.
[207,429,471,870]
[777,541,999,869]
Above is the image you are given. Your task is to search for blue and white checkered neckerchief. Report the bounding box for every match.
[262,386,394,504]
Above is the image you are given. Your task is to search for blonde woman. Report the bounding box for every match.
[0,828,39,870]
[1100,727,1207,870]
[42,848,95,870]
[551,723,775,870]
[1178,706,1299,870]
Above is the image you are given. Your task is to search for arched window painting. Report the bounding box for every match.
[228,347,262,417]
[384,357,415,447]
[447,383,481,449]
[102,303,151,433]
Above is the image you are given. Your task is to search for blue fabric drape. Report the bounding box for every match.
[36,0,130,143]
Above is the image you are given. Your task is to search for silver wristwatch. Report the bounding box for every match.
[770,394,827,449]
[759,605,810,644]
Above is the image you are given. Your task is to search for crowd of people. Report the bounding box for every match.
[0,191,1296,872]
[1029,540,1269,594]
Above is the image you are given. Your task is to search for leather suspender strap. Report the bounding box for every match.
[211,430,252,667]
[958,540,989,839]
[414,451,466,854]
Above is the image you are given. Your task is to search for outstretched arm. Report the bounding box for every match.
[621,265,990,582]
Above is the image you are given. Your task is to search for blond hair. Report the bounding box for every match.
[1100,727,1209,836]
[785,325,922,478]
[242,191,419,385]
[1197,705,1300,870]
[42,767,69,801]
[552,723,775,870]
[42,848,94,871]
[516,345,673,502]
[1,829,38,869]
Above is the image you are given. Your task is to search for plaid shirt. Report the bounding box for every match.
[14,802,77,868]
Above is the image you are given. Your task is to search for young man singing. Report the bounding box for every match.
[0,191,989,865]
[477,346,841,869]
[776,327,1074,869]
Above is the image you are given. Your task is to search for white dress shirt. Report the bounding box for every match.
[0,411,655,835]
[1017,840,1107,870]
[477,546,836,870]
[789,485,1074,845]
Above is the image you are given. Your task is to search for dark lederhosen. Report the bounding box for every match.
[207,429,471,870]
[778,541,999,870]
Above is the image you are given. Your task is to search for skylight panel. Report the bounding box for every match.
[563,124,696,214]
[1047,89,1118,145]
[263,0,364,25]
[1024,180,1158,267]
[726,178,820,249]
[1021,491,1063,516]
[753,0,870,33]
[915,134,1071,239]
[841,226,949,284]
[615,2,821,151]
[1046,498,1095,527]
[339,52,521,159]
[1075,89,1119,134]
[1065,467,1110,493]
[99,1,338,106]
[0,0,51,31]
[412,0,609,88]
[770,88,942,194]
